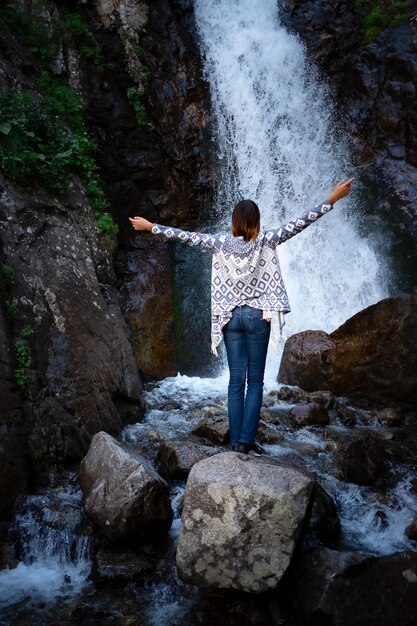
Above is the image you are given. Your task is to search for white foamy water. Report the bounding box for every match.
[194,0,387,338]
[0,491,91,609]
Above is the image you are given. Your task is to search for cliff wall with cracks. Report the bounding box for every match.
[279,0,417,241]
[0,0,214,516]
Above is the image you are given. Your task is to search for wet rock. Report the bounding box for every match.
[260,407,289,425]
[311,484,341,546]
[176,452,314,592]
[308,390,335,410]
[405,519,417,541]
[335,403,358,426]
[0,301,31,516]
[117,241,176,380]
[155,441,221,479]
[279,2,417,241]
[339,431,385,485]
[0,177,145,477]
[284,547,417,626]
[378,407,402,425]
[276,385,310,404]
[279,295,417,407]
[192,415,229,444]
[286,441,322,458]
[79,432,173,544]
[257,421,284,445]
[92,546,156,586]
[289,403,330,428]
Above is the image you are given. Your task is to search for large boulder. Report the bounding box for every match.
[79,432,173,544]
[176,452,314,593]
[278,294,417,406]
[284,547,417,626]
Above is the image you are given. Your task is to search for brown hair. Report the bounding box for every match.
[232,199,260,242]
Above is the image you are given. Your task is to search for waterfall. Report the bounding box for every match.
[0,489,91,609]
[194,0,388,339]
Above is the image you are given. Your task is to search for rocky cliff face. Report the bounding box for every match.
[279,0,417,240]
[0,0,213,515]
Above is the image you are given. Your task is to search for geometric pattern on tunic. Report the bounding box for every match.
[151,201,332,354]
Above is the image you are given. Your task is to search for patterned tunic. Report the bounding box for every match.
[151,200,333,354]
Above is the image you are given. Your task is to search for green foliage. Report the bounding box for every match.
[5,297,18,319]
[1,264,15,288]
[14,337,31,393]
[132,44,150,77]
[0,6,118,243]
[0,88,118,240]
[60,9,102,67]
[94,210,119,238]
[19,325,33,339]
[0,89,89,193]
[355,0,406,42]
[0,6,53,70]
[127,86,146,126]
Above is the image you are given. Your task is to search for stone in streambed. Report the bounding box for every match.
[378,407,402,425]
[79,432,172,544]
[278,295,417,407]
[92,546,156,586]
[339,431,385,486]
[284,547,417,626]
[192,414,229,444]
[289,402,330,428]
[257,421,284,444]
[155,441,222,479]
[405,519,417,541]
[176,452,314,593]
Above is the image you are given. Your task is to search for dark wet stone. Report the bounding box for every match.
[80,432,173,545]
[257,421,284,445]
[339,431,385,485]
[92,546,157,586]
[289,403,330,428]
[335,403,358,426]
[279,295,417,408]
[284,547,417,626]
[405,519,417,541]
[192,415,229,444]
[155,441,221,479]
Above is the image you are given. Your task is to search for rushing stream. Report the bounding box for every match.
[1,0,416,623]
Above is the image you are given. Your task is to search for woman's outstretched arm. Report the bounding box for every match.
[129,217,223,253]
[264,178,354,247]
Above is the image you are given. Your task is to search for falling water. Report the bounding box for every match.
[194,0,388,338]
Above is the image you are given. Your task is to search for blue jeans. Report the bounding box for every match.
[223,306,271,447]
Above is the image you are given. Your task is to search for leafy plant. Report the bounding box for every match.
[0,6,118,243]
[355,0,406,42]
[60,9,102,67]
[127,86,146,126]
[0,6,53,70]
[19,325,33,339]
[14,337,31,393]
[132,44,150,78]
[5,297,18,319]
[1,264,15,288]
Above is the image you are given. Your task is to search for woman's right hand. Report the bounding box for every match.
[327,178,355,205]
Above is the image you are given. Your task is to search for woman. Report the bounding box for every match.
[130,178,354,454]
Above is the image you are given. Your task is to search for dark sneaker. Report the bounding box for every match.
[236,442,264,455]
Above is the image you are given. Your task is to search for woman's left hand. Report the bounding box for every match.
[327,178,355,205]
[129,216,153,231]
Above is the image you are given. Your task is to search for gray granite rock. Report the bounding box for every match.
[80,432,172,544]
[176,451,314,592]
